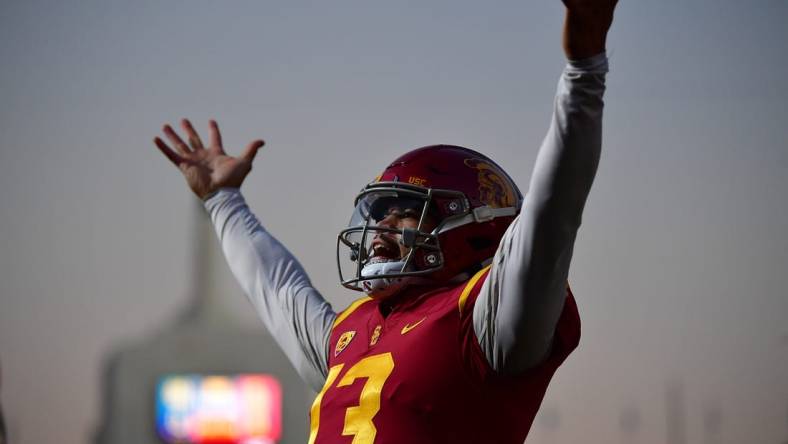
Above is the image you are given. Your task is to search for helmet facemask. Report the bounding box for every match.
[336,183,469,297]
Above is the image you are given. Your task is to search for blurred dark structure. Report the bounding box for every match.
[702,401,722,444]
[0,399,5,444]
[0,359,6,444]
[93,204,309,444]
[619,404,641,444]
[666,381,687,444]
[784,399,788,444]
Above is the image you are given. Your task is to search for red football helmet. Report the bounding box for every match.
[337,145,523,296]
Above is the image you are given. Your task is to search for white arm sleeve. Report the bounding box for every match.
[473,53,609,374]
[204,189,337,391]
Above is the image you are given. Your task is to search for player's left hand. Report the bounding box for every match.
[154,119,264,200]
[561,0,619,60]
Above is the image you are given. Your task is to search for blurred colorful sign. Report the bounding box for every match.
[155,374,282,444]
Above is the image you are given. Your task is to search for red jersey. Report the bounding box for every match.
[308,266,580,444]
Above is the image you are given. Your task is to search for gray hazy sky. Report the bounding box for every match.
[1,1,787,443]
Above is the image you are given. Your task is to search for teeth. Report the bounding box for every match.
[368,256,396,264]
[371,243,397,259]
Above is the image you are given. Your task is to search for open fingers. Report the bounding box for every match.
[209,120,225,154]
[154,137,184,166]
[163,124,191,156]
[181,118,205,151]
[241,139,265,163]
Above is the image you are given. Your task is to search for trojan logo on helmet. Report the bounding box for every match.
[464,158,517,209]
[336,145,523,298]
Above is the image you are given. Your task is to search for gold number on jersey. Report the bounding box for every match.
[308,352,395,444]
[308,364,344,444]
[337,353,395,443]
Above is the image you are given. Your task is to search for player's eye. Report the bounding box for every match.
[384,207,402,218]
[384,207,419,220]
[402,209,419,219]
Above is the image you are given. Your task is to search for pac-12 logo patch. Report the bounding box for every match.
[335,331,356,356]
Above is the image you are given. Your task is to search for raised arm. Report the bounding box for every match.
[154,120,336,391]
[473,0,618,374]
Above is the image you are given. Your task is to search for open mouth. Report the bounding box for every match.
[368,236,401,264]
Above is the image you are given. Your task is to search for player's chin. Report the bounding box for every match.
[361,267,402,299]
[363,284,402,300]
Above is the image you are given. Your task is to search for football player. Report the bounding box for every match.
[154,1,617,442]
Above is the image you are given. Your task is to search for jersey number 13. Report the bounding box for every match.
[308,352,395,444]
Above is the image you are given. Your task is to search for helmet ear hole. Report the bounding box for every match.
[413,250,443,270]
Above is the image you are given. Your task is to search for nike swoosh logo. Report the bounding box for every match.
[401,317,427,335]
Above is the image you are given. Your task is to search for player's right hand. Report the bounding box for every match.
[154,119,264,200]
[561,0,618,60]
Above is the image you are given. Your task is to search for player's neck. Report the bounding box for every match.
[377,282,447,317]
